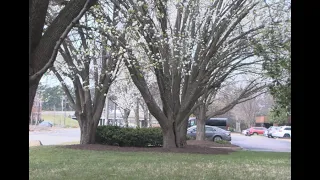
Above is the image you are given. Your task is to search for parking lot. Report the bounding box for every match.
[231,133,291,152]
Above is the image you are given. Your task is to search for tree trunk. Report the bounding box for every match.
[79,115,99,144]
[148,111,152,127]
[178,119,188,146]
[142,105,148,128]
[162,121,187,148]
[162,126,178,148]
[135,97,140,128]
[123,109,130,127]
[196,104,206,141]
[29,78,40,124]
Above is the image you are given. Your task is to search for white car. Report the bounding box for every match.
[272,126,291,138]
[242,129,249,135]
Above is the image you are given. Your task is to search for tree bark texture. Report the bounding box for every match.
[123,109,130,127]
[196,104,206,140]
[78,113,100,144]
[135,97,140,128]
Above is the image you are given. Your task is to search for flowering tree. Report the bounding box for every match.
[109,0,271,148]
[50,5,123,144]
[108,68,140,127]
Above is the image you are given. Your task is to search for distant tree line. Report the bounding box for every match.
[38,84,74,111]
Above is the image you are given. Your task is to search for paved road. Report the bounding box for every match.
[29,129,291,152]
[231,133,291,152]
[29,128,80,145]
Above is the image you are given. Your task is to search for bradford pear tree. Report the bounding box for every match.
[51,5,125,144]
[194,76,267,140]
[108,68,140,127]
[110,0,271,148]
[29,0,98,122]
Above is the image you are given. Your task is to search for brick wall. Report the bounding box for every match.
[255,116,268,123]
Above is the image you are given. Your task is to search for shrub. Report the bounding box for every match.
[186,135,195,140]
[96,126,163,147]
[214,140,231,144]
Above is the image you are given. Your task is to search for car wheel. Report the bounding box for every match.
[283,134,290,138]
[213,136,222,141]
[253,132,258,136]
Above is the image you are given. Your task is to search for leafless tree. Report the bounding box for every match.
[231,92,274,127]
[194,78,267,140]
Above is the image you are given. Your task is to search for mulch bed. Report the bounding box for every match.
[63,140,240,155]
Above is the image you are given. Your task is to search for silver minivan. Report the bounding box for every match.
[188,117,228,130]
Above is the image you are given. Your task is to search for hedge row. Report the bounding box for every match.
[95,126,163,147]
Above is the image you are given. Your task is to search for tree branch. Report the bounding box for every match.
[29,0,95,85]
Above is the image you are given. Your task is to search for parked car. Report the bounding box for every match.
[266,126,281,138]
[242,128,250,135]
[187,125,231,141]
[188,117,228,130]
[38,121,53,127]
[247,127,267,136]
[272,126,291,138]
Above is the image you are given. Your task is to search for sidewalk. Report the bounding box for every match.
[275,138,291,142]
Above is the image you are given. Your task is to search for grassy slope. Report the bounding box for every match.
[41,114,79,128]
[29,146,290,180]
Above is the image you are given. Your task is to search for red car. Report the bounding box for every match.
[247,127,267,136]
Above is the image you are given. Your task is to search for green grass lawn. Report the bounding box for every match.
[41,114,79,128]
[29,146,291,180]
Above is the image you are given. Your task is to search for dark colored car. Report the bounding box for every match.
[247,127,267,136]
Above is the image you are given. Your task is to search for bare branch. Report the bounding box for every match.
[29,0,94,84]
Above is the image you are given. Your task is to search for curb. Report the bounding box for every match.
[275,138,291,142]
[209,147,242,150]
